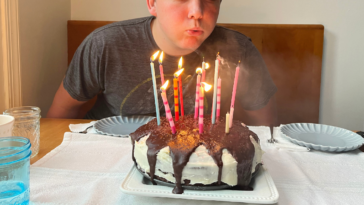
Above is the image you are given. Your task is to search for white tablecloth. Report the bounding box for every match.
[29,127,364,205]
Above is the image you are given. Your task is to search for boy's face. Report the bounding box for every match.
[148,0,221,54]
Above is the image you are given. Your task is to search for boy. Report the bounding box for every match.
[47,0,277,125]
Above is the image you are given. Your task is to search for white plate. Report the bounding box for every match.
[94,116,155,137]
[281,123,364,152]
[120,165,279,204]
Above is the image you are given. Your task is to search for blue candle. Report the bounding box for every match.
[150,51,161,125]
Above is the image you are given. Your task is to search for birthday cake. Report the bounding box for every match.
[129,115,263,194]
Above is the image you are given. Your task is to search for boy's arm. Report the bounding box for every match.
[47,81,88,119]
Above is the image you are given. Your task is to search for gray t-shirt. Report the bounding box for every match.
[64,16,277,119]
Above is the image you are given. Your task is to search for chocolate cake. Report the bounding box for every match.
[129,115,263,194]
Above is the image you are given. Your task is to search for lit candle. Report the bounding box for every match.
[212,52,220,124]
[200,82,212,134]
[178,57,184,117]
[216,77,221,120]
[159,51,165,85]
[202,61,209,83]
[229,61,240,128]
[174,69,184,121]
[150,51,161,125]
[160,81,176,134]
[195,68,202,119]
[225,112,230,133]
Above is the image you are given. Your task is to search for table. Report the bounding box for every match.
[30,118,93,164]
[31,118,364,164]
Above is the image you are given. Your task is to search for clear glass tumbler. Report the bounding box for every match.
[0,137,31,204]
[3,106,41,158]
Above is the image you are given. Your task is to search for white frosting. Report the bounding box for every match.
[250,135,263,173]
[134,132,263,186]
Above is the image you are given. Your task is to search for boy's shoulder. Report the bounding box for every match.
[92,17,151,35]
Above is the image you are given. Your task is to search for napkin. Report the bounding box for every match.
[270,126,310,152]
[30,128,364,205]
[30,132,255,205]
[69,121,97,134]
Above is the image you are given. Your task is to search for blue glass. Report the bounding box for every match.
[0,137,31,205]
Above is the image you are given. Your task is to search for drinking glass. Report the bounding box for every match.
[3,106,41,158]
[0,137,31,204]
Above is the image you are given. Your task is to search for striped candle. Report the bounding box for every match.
[150,51,161,125]
[229,62,240,128]
[216,77,221,120]
[173,77,179,121]
[199,85,204,134]
[159,51,165,85]
[173,69,184,121]
[200,83,212,134]
[178,57,184,117]
[195,68,202,119]
[202,62,209,83]
[160,81,176,134]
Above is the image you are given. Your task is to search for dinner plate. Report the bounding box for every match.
[280,123,364,152]
[94,116,155,137]
[120,165,279,204]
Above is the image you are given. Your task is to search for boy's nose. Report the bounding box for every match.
[188,0,203,20]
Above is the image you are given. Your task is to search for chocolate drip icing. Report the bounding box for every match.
[130,115,258,194]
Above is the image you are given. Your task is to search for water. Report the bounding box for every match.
[0,181,29,205]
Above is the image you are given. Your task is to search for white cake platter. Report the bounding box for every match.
[120,165,279,204]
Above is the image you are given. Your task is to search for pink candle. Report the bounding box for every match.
[229,62,240,128]
[200,83,212,134]
[199,85,204,134]
[159,52,165,85]
[216,77,221,120]
[201,62,209,83]
[160,81,176,134]
[195,68,202,119]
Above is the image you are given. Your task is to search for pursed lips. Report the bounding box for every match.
[186,27,203,36]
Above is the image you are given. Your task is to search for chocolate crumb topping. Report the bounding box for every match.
[130,115,259,194]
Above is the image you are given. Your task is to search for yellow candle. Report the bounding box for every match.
[225,112,230,134]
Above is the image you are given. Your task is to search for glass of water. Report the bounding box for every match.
[0,137,31,204]
[4,106,41,158]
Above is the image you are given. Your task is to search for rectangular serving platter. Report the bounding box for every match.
[120,165,279,204]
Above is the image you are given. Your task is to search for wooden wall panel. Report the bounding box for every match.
[68,21,324,124]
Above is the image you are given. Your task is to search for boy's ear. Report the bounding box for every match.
[147,0,157,16]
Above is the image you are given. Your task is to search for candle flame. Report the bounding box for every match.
[205,63,210,69]
[216,52,220,57]
[196,68,202,74]
[159,51,164,64]
[201,82,212,91]
[174,68,184,77]
[151,51,160,61]
[161,80,169,91]
[178,57,183,69]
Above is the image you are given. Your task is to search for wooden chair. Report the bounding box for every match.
[68,21,324,124]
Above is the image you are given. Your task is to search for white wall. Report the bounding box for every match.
[18,0,71,116]
[70,0,364,130]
